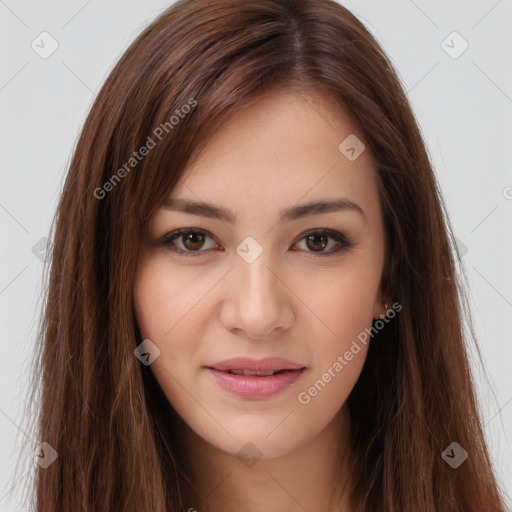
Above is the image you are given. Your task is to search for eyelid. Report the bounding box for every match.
[161,228,220,257]
[161,227,352,257]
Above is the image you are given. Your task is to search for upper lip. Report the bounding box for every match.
[206,357,305,371]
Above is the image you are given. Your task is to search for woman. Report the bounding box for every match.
[25,0,508,510]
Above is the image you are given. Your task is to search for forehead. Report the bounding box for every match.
[169,89,379,220]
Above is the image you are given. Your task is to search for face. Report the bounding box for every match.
[133,89,387,459]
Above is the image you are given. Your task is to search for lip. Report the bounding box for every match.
[207,357,305,372]
[206,367,306,399]
[205,357,306,400]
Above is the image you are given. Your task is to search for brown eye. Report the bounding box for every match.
[294,229,352,256]
[162,228,352,258]
[162,229,218,256]
[305,233,328,252]
[182,232,206,250]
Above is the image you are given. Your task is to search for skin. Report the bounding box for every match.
[133,88,389,512]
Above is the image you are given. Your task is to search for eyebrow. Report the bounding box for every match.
[161,197,365,223]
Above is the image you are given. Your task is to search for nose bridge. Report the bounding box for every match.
[242,251,279,300]
[224,244,294,338]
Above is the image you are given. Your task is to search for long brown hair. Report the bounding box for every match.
[20,0,508,510]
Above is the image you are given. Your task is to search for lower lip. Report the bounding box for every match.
[206,368,305,399]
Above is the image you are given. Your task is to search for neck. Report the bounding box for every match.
[173,405,356,512]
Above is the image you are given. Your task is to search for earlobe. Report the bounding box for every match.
[372,298,390,320]
[378,302,389,319]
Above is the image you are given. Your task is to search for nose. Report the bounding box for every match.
[220,252,295,340]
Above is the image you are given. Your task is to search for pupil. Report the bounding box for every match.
[307,234,327,251]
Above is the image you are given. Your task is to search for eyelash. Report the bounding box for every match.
[161,228,353,258]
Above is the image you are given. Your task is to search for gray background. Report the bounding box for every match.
[1,0,511,509]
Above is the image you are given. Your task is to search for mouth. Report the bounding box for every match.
[205,360,306,399]
[206,356,305,373]
[217,368,298,376]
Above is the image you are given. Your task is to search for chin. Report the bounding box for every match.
[184,409,318,462]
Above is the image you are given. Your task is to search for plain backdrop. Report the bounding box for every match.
[1,0,511,509]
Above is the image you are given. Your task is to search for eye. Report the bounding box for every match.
[162,228,220,257]
[292,229,353,256]
[161,228,352,257]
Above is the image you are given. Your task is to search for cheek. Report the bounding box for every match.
[133,256,204,342]
[298,345,367,424]
[133,262,188,411]
[133,257,207,385]
[299,265,378,349]
[293,266,376,406]
[133,263,167,343]
[296,300,371,418]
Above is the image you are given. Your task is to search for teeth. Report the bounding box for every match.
[229,369,277,376]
